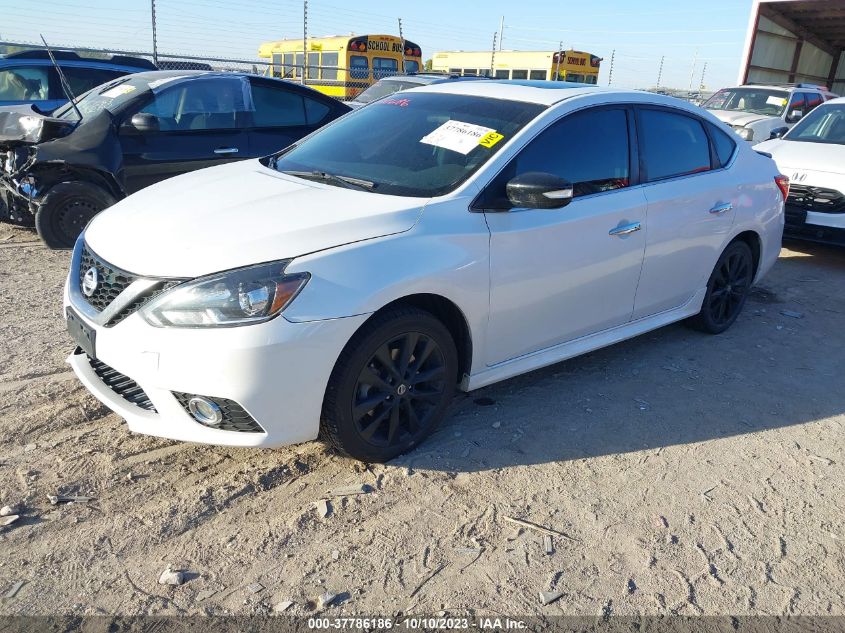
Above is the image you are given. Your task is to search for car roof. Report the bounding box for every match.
[408,80,625,105]
[821,96,845,105]
[730,84,826,92]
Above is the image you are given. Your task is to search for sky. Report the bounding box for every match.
[0,0,754,90]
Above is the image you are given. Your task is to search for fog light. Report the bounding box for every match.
[187,396,223,426]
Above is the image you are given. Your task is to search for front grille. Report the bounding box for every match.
[79,245,137,312]
[173,392,264,433]
[786,185,845,214]
[88,356,157,412]
[105,281,180,327]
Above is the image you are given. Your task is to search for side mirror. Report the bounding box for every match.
[786,109,804,124]
[506,172,574,209]
[770,126,788,139]
[125,113,160,133]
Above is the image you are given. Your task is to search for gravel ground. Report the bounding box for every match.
[0,224,843,617]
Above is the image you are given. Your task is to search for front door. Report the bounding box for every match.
[118,77,251,194]
[476,106,648,365]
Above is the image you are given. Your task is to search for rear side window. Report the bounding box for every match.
[708,123,737,168]
[639,109,711,181]
[250,82,307,127]
[477,107,630,209]
[0,66,49,100]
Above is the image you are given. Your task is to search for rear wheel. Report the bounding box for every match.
[321,307,458,462]
[35,182,116,250]
[687,240,754,334]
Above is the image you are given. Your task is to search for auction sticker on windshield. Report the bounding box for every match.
[421,120,501,155]
[101,85,136,99]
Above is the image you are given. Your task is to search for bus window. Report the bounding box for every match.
[494,69,509,79]
[404,60,419,73]
[307,52,319,79]
[529,70,546,80]
[295,53,304,78]
[463,69,478,76]
[272,53,282,78]
[321,52,338,80]
[567,73,584,83]
[283,53,294,78]
[350,55,369,79]
[512,70,528,80]
[449,68,461,74]
[479,69,492,77]
[373,57,398,79]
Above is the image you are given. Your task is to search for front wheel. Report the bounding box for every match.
[686,240,754,334]
[320,307,458,462]
[35,181,116,249]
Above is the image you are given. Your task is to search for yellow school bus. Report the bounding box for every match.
[258,34,422,100]
[431,49,602,84]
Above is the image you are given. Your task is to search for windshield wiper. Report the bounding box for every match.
[281,170,376,191]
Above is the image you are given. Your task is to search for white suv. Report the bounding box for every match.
[704,83,835,145]
[756,96,845,245]
[64,82,786,462]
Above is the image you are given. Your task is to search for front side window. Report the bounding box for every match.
[703,88,788,116]
[477,107,630,209]
[786,104,845,144]
[0,66,49,101]
[268,92,544,197]
[639,109,711,181]
[137,78,249,130]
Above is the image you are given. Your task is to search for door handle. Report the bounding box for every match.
[709,203,733,215]
[214,147,239,155]
[608,222,642,237]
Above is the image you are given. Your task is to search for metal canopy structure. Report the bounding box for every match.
[739,0,845,94]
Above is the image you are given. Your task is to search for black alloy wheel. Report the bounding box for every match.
[688,240,754,334]
[35,181,116,249]
[321,307,458,462]
[352,331,447,448]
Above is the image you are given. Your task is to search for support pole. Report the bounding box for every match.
[498,16,504,51]
[398,17,406,74]
[656,55,664,88]
[608,49,615,86]
[490,32,497,77]
[555,40,562,81]
[150,0,158,66]
[302,0,308,85]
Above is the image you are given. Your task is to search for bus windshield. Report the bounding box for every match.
[703,87,789,116]
[268,92,544,197]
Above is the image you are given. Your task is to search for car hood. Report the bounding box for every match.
[754,138,845,176]
[84,159,426,278]
[708,110,769,127]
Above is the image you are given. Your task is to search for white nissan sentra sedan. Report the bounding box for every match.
[64,81,786,462]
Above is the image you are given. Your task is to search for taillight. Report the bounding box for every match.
[775,175,789,201]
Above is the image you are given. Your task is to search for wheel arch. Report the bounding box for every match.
[356,293,474,388]
[729,229,762,279]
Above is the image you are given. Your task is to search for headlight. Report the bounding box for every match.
[141,260,309,328]
[734,126,754,141]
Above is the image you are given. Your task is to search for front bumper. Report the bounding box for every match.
[784,205,845,246]
[64,281,370,448]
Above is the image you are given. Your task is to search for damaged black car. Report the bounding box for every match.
[0,70,349,248]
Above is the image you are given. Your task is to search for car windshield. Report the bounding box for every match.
[53,76,152,120]
[268,92,544,197]
[785,104,845,144]
[703,88,789,116]
[353,79,427,104]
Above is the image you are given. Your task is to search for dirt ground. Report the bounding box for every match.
[0,223,843,618]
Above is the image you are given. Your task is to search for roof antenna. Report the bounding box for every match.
[39,34,83,121]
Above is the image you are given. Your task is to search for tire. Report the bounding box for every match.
[686,240,754,334]
[35,181,116,250]
[320,306,459,463]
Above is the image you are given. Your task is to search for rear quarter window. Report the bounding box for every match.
[707,122,737,168]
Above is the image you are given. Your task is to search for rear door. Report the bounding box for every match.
[245,79,342,156]
[631,106,739,319]
[118,77,251,193]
